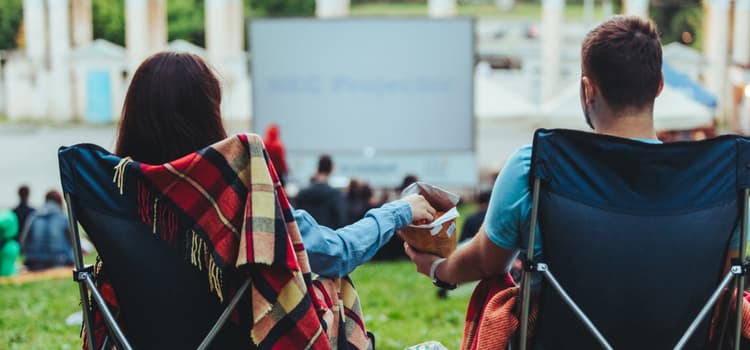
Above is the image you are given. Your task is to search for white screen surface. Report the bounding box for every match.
[250,18,474,153]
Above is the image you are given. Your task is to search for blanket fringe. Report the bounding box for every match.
[135,180,177,244]
[188,230,224,302]
[115,159,228,308]
[112,157,133,195]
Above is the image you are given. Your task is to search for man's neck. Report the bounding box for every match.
[593,107,658,140]
[313,173,330,183]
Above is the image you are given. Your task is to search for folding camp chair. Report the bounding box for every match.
[59,145,253,350]
[516,129,750,350]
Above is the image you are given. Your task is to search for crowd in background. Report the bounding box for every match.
[1,185,75,277]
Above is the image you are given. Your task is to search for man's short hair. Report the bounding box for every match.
[45,190,63,206]
[318,155,333,174]
[18,185,30,201]
[581,16,662,111]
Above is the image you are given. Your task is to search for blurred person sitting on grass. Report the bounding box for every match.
[20,190,74,271]
[13,185,34,240]
[114,51,436,278]
[0,210,20,276]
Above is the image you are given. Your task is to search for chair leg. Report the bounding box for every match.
[65,194,96,350]
[367,331,376,350]
[196,276,252,350]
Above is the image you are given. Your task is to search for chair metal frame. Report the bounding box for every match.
[517,178,748,350]
[65,192,252,350]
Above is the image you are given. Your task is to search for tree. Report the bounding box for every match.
[167,0,205,46]
[0,0,23,50]
[92,0,125,46]
[250,0,314,17]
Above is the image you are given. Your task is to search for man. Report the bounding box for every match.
[12,185,34,241]
[405,16,731,291]
[296,155,346,229]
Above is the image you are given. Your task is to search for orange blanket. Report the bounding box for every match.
[462,274,750,350]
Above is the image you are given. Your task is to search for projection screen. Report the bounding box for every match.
[250,18,477,187]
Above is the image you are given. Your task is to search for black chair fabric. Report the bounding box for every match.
[59,145,252,349]
[527,129,750,350]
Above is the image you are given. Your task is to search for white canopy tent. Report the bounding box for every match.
[539,79,714,131]
[474,74,537,119]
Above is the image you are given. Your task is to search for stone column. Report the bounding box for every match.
[602,0,614,19]
[147,0,167,54]
[583,0,595,24]
[126,0,167,75]
[623,0,649,18]
[48,0,73,120]
[428,0,456,17]
[23,0,46,66]
[704,0,730,119]
[206,0,249,120]
[71,0,92,47]
[541,0,563,101]
[316,0,350,18]
[206,0,243,65]
[733,0,750,65]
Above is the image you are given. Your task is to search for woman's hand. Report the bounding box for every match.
[402,194,436,225]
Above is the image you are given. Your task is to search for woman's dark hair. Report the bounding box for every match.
[115,52,227,164]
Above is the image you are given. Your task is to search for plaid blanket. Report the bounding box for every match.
[461,273,536,350]
[81,134,369,349]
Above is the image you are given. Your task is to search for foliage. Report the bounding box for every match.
[167,0,206,46]
[0,0,22,50]
[92,0,125,46]
[249,0,315,17]
[92,0,206,47]
[650,2,703,50]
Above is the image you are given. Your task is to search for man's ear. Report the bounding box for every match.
[655,72,665,98]
[581,76,595,105]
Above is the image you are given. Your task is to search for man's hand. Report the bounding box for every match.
[404,242,441,278]
[402,194,436,225]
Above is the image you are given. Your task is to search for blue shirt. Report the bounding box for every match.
[484,141,741,263]
[295,199,412,277]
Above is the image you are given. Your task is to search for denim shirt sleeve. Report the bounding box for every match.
[294,199,412,277]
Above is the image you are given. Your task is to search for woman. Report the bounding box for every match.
[115,52,435,277]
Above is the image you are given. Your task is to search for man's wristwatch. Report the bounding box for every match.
[429,258,457,290]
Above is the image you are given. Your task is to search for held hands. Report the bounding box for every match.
[402,194,436,225]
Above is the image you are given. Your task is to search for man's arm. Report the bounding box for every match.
[405,224,517,284]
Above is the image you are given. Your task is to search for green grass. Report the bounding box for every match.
[0,279,82,349]
[352,261,474,350]
[0,261,473,350]
[0,206,483,349]
[351,1,604,20]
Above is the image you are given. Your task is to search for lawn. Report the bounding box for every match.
[0,261,473,350]
[0,204,481,349]
[0,278,82,350]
